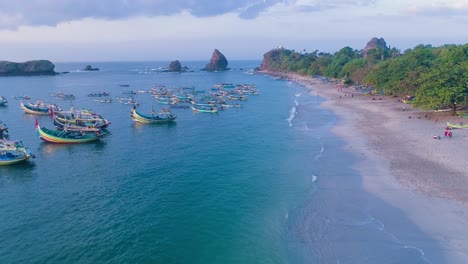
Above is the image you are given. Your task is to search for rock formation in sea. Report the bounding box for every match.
[204,49,228,71]
[168,60,182,72]
[83,65,99,71]
[0,60,57,76]
[362,37,389,58]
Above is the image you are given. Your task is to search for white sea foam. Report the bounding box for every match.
[311,174,318,183]
[287,106,297,127]
[314,144,325,160]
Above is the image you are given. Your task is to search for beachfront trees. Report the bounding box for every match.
[259,42,467,110]
[413,44,468,114]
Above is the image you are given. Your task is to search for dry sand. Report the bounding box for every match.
[274,72,468,263]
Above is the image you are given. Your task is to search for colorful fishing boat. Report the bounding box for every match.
[130,107,176,124]
[0,139,34,165]
[191,106,218,113]
[447,122,468,129]
[54,107,111,129]
[93,98,112,103]
[0,96,7,106]
[21,101,61,115]
[36,121,103,144]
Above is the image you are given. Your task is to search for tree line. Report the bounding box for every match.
[263,44,467,113]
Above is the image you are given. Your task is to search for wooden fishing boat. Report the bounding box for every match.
[447,122,468,129]
[130,107,176,124]
[191,106,218,113]
[227,95,248,101]
[21,101,61,115]
[54,108,111,129]
[221,103,242,108]
[0,96,7,106]
[0,139,34,165]
[36,122,103,143]
[93,98,112,103]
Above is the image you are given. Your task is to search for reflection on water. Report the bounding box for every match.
[36,140,108,155]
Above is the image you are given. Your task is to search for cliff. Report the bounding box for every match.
[0,60,57,76]
[204,49,228,71]
[258,47,286,72]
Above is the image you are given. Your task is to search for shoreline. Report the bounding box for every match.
[260,71,468,262]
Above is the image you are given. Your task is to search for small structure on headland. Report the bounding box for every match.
[203,49,229,71]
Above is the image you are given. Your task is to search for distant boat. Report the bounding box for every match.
[21,101,61,115]
[0,96,7,106]
[130,107,176,124]
[191,105,218,113]
[93,98,112,103]
[88,91,110,97]
[0,139,34,165]
[36,120,103,144]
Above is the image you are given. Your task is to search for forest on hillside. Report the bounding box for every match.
[260,43,468,113]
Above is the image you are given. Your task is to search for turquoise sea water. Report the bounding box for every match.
[0,61,440,263]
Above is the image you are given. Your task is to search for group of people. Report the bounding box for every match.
[444,127,453,137]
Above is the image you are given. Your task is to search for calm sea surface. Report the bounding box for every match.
[0,61,439,263]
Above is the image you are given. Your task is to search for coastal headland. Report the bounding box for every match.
[0,60,57,76]
[262,70,468,262]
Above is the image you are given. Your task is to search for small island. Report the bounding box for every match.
[203,49,229,71]
[82,65,99,71]
[0,60,57,76]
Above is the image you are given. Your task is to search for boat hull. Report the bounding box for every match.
[37,126,101,144]
[130,108,176,124]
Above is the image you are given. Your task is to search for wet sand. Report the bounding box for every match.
[271,72,468,263]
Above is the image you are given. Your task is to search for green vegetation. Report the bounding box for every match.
[263,44,468,113]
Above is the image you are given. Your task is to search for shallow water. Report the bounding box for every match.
[0,61,441,263]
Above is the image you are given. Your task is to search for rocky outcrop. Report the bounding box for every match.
[82,65,99,71]
[258,46,286,72]
[363,37,389,57]
[0,60,57,76]
[168,60,182,72]
[204,49,228,71]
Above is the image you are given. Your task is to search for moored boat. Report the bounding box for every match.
[191,105,218,113]
[0,96,7,106]
[0,139,34,165]
[130,107,176,124]
[21,101,62,115]
[36,121,103,144]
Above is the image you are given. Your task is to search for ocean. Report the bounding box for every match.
[0,61,438,263]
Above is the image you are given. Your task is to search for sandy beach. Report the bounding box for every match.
[273,72,468,263]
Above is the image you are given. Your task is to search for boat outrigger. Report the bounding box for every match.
[130,107,176,124]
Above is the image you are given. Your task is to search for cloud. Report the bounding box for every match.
[294,0,377,12]
[0,0,383,29]
[405,1,468,17]
[0,0,292,28]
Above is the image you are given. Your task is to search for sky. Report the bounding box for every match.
[0,0,467,62]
